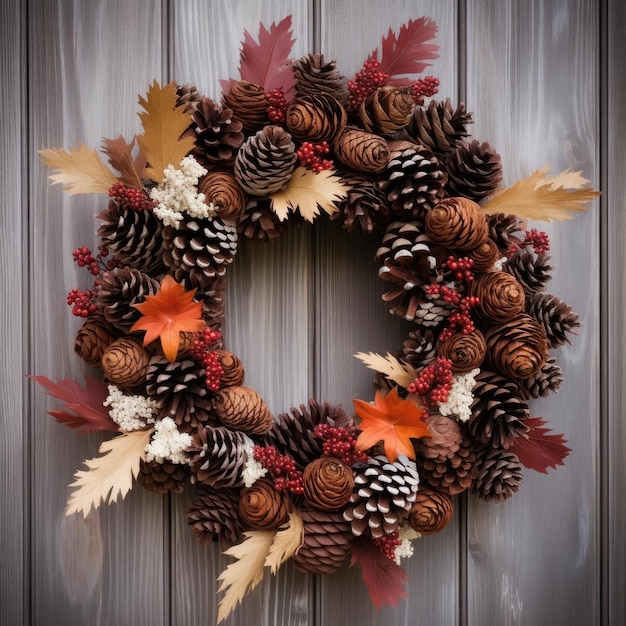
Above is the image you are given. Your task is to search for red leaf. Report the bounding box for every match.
[371,18,439,84]
[28,375,118,434]
[510,416,571,474]
[350,539,409,610]
[101,135,146,189]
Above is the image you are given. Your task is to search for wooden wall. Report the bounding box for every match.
[1,0,623,624]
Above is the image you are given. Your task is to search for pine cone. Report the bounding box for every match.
[333,127,390,173]
[176,83,203,114]
[162,215,238,286]
[415,414,462,461]
[187,485,243,545]
[358,86,413,135]
[526,292,580,348]
[408,487,454,535]
[199,170,247,221]
[222,81,269,134]
[437,330,486,373]
[333,173,391,234]
[468,238,501,272]
[285,93,347,143]
[303,457,354,511]
[377,140,447,217]
[469,271,526,323]
[485,314,549,380]
[445,140,503,201]
[505,250,553,295]
[192,97,244,168]
[487,213,526,256]
[145,357,215,432]
[101,336,150,388]
[515,355,563,399]
[96,200,165,274]
[292,54,348,102]
[137,459,189,494]
[424,197,489,251]
[343,454,419,538]
[215,350,245,387]
[471,447,523,502]
[469,370,529,448]
[74,317,117,367]
[212,386,274,435]
[293,506,353,574]
[237,198,287,241]
[234,125,298,195]
[186,276,226,330]
[238,478,291,530]
[402,328,438,369]
[408,99,473,160]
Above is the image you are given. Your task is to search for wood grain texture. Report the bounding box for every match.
[466,1,600,625]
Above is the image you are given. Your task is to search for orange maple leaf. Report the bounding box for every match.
[130,275,204,361]
[353,388,430,462]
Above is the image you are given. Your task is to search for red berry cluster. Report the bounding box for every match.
[109,181,154,212]
[296,141,333,173]
[425,284,480,342]
[73,245,100,276]
[523,228,550,255]
[191,328,224,392]
[253,445,304,494]
[407,357,453,406]
[346,58,389,112]
[66,288,98,317]
[313,423,368,466]
[373,529,401,561]
[411,75,440,104]
[266,87,287,123]
[442,255,475,283]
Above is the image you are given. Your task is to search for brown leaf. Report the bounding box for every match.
[101,135,147,189]
[264,512,304,574]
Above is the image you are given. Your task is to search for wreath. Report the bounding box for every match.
[32,15,599,621]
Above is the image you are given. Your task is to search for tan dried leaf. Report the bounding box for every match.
[269,166,349,222]
[355,351,417,388]
[101,135,147,189]
[481,165,600,221]
[65,428,153,518]
[39,144,118,195]
[264,512,304,574]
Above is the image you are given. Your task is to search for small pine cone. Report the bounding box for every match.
[425,197,489,251]
[358,86,414,135]
[285,93,347,143]
[239,478,291,530]
[437,330,486,373]
[333,127,390,173]
[145,357,215,432]
[471,447,523,503]
[377,141,447,217]
[212,386,274,435]
[515,355,563,399]
[505,250,553,295]
[469,271,526,323]
[469,369,529,448]
[415,414,462,462]
[188,425,250,488]
[402,328,438,369]
[96,200,165,274]
[199,170,247,221]
[334,173,391,234]
[102,336,150,388]
[487,213,526,256]
[192,97,244,168]
[74,316,117,367]
[303,457,354,512]
[137,459,189,494]
[408,99,473,160]
[293,506,353,575]
[95,267,160,332]
[187,485,243,546]
[444,140,503,201]
[215,350,245,387]
[343,454,420,538]
[526,292,580,348]
[262,400,353,468]
[238,198,287,241]
[234,125,298,195]
[176,83,203,114]
[292,53,348,102]
[187,276,226,330]
[408,487,454,535]
[162,215,238,286]
[222,81,269,134]
[468,239,501,272]
[485,314,549,380]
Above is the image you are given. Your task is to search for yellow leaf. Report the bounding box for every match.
[65,428,153,518]
[269,166,349,222]
[265,512,304,574]
[136,80,195,183]
[481,165,600,221]
[355,351,417,388]
[217,530,276,624]
[39,144,118,195]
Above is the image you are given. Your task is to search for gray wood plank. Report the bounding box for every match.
[28,1,167,625]
[465,2,600,624]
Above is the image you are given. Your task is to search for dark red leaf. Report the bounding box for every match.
[28,374,118,434]
[350,538,409,610]
[510,416,571,474]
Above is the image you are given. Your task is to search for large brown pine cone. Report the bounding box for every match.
[408,487,454,535]
[293,506,353,574]
[187,486,243,546]
[238,478,291,530]
[469,271,526,323]
[285,93,347,143]
[74,316,118,367]
[402,328,438,369]
[292,53,348,102]
[445,140,503,201]
[199,171,247,221]
[333,127,390,173]
[425,197,489,251]
[505,250,553,295]
[333,172,391,234]
[468,239,501,272]
[238,198,288,241]
[101,336,150,388]
[515,355,563,399]
[437,330,486,373]
[222,81,269,134]
[526,292,580,348]
[471,447,523,502]
[487,213,526,256]
[212,385,274,435]
[358,86,414,135]
[96,200,165,274]
[303,457,354,511]
[137,459,189,494]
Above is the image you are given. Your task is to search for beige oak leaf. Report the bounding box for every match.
[355,351,417,388]
[264,512,304,574]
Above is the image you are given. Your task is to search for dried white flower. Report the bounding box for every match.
[492,257,506,271]
[241,437,267,487]
[437,368,480,422]
[104,384,157,432]
[394,523,422,563]
[145,417,192,464]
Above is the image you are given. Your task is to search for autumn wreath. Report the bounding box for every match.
[32,15,598,621]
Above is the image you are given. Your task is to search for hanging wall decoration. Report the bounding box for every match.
[32,15,599,621]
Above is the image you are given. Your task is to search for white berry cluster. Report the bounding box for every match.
[145,417,192,464]
[104,384,157,432]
